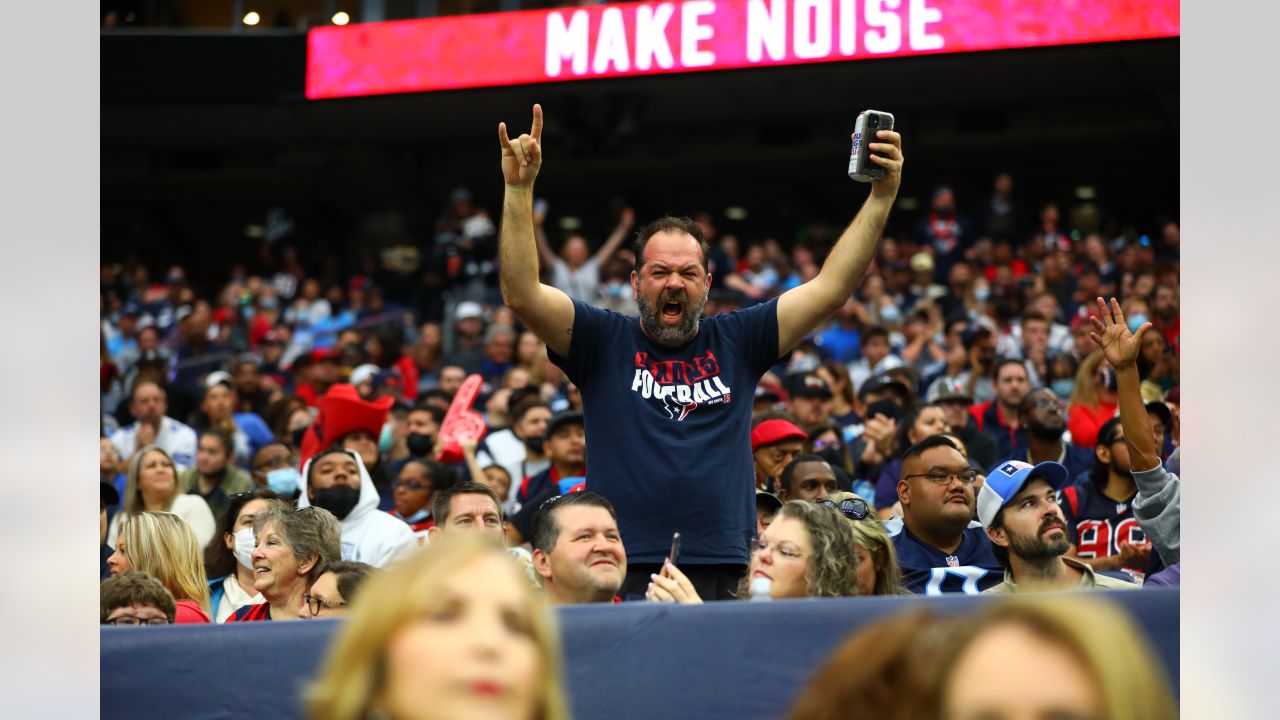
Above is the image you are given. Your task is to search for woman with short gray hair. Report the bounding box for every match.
[229,506,341,621]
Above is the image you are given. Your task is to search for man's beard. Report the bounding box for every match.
[1027,422,1065,442]
[636,288,706,348]
[1008,518,1071,562]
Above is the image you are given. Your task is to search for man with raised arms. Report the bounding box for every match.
[495,104,903,599]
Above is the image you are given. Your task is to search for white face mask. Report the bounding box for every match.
[233,528,256,570]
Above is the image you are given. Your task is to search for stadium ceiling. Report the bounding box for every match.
[102,32,1176,258]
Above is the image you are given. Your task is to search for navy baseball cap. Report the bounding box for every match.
[977,460,1069,528]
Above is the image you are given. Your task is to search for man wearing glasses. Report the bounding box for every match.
[1015,388,1095,485]
[101,572,175,627]
[888,435,1002,595]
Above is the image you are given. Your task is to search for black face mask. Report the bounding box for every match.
[290,426,308,449]
[817,447,845,468]
[406,433,434,458]
[865,400,903,422]
[311,486,361,520]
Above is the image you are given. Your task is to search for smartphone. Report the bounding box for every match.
[848,110,895,182]
[666,532,681,566]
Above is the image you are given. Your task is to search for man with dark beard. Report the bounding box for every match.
[495,104,904,600]
[1014,388,1094,484]
[978,460,1135,592]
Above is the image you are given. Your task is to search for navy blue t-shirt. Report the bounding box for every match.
[889,520,1003,595]
[549,299,781,565]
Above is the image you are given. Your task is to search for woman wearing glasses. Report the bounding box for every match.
[646,501,861,602]
[820,492,910,596]
[390,459,451,535]
[106,511,213,623]
[298,560,378,619]
[202,488,288,622]
[229,505,342,621]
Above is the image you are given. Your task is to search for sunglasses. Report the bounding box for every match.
[816,497,869,521]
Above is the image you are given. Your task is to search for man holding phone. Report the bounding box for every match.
[496,104,904,600]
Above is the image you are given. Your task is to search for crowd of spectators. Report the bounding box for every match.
[101,170,1179,714]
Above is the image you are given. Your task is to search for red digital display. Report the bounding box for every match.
[306,0,1179,99]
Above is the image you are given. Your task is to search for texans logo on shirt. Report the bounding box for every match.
[630,350,731,421]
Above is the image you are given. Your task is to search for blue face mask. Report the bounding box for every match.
[1127,313,1149,333]
[1050,379,1075,399]
[378,423,394,454]
[266,467,300,495]
[973,284,991,304]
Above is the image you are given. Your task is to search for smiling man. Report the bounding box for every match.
[496,104,904,600]
[889,435,1002,595]
[530,492,627,605]
[978,460,1135,593]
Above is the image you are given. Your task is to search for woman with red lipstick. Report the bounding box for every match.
[647,501,861,602]
[308,536,569,720]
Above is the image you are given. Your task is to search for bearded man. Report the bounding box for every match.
[494,104,905,599]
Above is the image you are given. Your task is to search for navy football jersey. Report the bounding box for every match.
[1059,481,1146,570]
[889,520,1003,595]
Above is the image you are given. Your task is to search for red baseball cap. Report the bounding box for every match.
[751,419,807,453]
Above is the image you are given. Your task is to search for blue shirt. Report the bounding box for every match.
[549,299,781,565]
[890,520,1003,595]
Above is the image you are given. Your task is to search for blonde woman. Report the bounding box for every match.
[823,491,910,596]
[105,511,213,623]
[933,595,1176,719]
[308,535,569,720]
[107,445,216,548]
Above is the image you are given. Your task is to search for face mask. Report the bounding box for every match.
[290,426,308,449]
[973,284,991,304]
[879,303,902,325]
[311,486,361,520]
[865,399,903,422]
[1127,313,1149,333]
[523,437,545,455]
[1050,379,1075,399]
[233,528,256,570]
[379,424,395,454]
[817,447,845,468]
[266,467,300,495]
[406,433,434,458]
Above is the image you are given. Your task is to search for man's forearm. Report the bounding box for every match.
[812,194,893,308]
[1116,365,1159,469]
[499,186,541,307]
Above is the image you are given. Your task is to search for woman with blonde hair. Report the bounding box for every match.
[105,511,213,623]
[1068,349,1119,448]
[932,595,1176,720]
[106,445,216,548]
[308,535,569,720]
[821,492,910,596]
[648,501,861,603]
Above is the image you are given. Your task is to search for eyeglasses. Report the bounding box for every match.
[817,497,869,520]
[395,480,430,492]
[750,538,806,561]
[1028,397,1065,411]
[303,592,346,616]
[253,455,297,473]
[539,494,566,511]
[906,469,980,486]
[104,616,171,626]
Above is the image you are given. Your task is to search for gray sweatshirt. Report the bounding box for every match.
[1131,461,1180,566]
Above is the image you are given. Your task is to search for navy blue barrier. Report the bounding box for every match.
[102,589,1178,720]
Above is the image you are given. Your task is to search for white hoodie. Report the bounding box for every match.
[297,449,417,568]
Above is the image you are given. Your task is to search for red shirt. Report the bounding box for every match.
[174,600,211,624]
[1068,401,1118,449]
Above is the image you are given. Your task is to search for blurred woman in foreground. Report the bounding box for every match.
[308,536,568,720]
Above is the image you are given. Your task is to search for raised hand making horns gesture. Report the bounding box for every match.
[498,103,544,188]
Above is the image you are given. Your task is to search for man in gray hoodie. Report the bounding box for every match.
[1088,297,1179,571]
